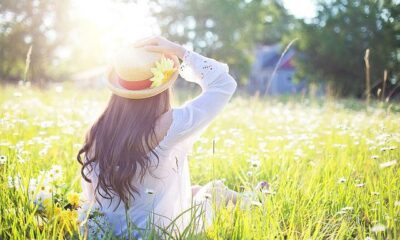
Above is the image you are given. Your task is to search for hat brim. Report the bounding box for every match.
[106,54,180,99]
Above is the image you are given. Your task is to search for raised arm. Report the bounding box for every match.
[134,36,237,146]
[165,50,237,144]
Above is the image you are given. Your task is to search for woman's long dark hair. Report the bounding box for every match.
[77,89,171,209]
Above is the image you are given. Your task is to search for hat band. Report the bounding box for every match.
[118,76,152,90]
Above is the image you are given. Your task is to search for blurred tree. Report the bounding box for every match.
[291,0,399,97]
[148,0,294,85]
[0,0,71,85]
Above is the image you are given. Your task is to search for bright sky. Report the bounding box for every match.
[71,0,159,59]
[71,0,317,58]
[282,0,317,19]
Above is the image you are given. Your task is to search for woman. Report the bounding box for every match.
[77,36,256,238]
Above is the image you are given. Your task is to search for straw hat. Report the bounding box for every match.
[106,46,180,99]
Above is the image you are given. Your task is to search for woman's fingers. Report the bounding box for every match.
[134,36,184,58]
[133,36,160,48]
[143,45,168,54]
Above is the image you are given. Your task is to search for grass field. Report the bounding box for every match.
[0,84,399,239]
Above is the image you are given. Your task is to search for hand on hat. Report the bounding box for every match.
[133,36,186,60]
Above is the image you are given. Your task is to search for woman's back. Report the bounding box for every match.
[80,47,237,238]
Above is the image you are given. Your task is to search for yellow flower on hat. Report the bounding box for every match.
[150,57,176,88]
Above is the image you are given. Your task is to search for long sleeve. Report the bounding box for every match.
[162,50,237,147]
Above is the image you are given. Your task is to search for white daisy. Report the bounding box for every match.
[379,160,397,169]
[355,183,365,188]
[0,155,7,164]
[250,200,262,207]
[371,223,386,233]
[341,206,354,212]
[7,176,14,188]
[338,177,347,183]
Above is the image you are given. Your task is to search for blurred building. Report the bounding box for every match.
[248,44,307,95]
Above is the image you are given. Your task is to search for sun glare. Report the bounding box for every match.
[72,0,159,61]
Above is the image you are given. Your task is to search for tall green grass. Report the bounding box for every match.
[0,85,399,239]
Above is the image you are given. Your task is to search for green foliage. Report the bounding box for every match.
[0,0,72,84]
[150,0,294,84]
[0,85,399,239]
[1,0,399,99]
[291,0,400,97]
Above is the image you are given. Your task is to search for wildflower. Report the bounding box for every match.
[341,206,354,211]
[0,155,7,164]
[355,183,365,188]
[255,181,269,191]
[67,191,81,207]
[7,175,21,189]
[337,206,353,215]
[371,155,379,160]
[7,176,14,188]
[59,209,78,232]
[29,178,38,191]
[36,190,52,202]
[371,192,380,196]
[48,165,63,181]
[42,198,55,215]
[338,177,347,183]
[395,201,400,207]
[249,157,261,168]
[371,223,386,233]
[379,160,397,169]
[337,210,347,215]
[250,200,262,207]
[380,147,389,152]
[54,206,63,216]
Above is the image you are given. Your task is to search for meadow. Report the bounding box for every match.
[0,84,399,239]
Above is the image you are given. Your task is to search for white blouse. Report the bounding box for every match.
[81,50,237,239]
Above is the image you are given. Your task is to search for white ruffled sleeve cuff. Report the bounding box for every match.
[179,50,229,89]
